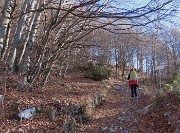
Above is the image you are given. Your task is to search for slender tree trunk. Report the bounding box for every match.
[139,47,143,72]
[23,0,43,83]
[1,23,11,61]
[151,37,156,79]
[121,52,125,77]
[29,48,45,85]
[115,47,118,76]
[7,0,31,70]
[42,53,59,86]
[136,48,139,69]
[165,47,170,77]
[0,0,15,58]
[145,56,149,75]
[29,25,52,85]
[172,46,178,72]
[17,0,39,66]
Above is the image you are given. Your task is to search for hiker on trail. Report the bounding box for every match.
[128,68,139,98]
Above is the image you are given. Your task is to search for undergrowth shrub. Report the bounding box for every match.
[152,74,180,108]
[164,74,180,95]
[85,63,112,81]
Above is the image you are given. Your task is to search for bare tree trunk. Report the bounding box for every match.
[121,52,125,77]
[0,0,15,57]
[42,67,52,86]
[42,53,59,86]
[22,0,43,83]
[58,61,69,78]
[119,44,123,70]
[1,23,11,61]
[57,48,71,78]
[28,28,52,85]
[121,62,126,78]
[136,48,139,69]
[151,36,156,80]
[7,0,34,70]
[17,0,39,67]
[29,48,45,85]
[172,45,178,72]
[139,47,143,72]
[145,56,149,75]
[165,47,170,77]
[114,47,118,76]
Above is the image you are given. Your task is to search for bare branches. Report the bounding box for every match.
[0,0,179,86]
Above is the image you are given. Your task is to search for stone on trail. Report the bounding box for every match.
[174,127,180,133]
[118,112,126,121]
[18,107,36,119]
[136,104,154,115]
[101,126,108,131]
[133,118,138,123]
[0,95,4,101]
[125,129,129,133]
[164,111,171,117]
[114,84,121,90]
[118,116,126,122]
[138,88,143,90]
[109,127,116,132]
[0,95,4,107]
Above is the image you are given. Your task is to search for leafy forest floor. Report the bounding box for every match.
[0,65,180,132]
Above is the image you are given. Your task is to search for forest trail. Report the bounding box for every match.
[79,80,171,133]
[0,71,175,133]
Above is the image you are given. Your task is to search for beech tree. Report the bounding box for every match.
[0,0,179,86]
[0,0,16,58]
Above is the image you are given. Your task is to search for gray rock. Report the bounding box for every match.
[18,107,36,119]
[114,84,121,90]
[135,118,138,123]
[164,111,171,117]
[125,129,129,133]
[121,112,126,115]
[137,104,154,115]
[102,126,108,131]
[118,116,125,121]
[109,127,116,132]
[174,127,180,133]
[114,125,118,129]
[0,95,4,101]
[138,88,143,90]
[118,112,126,121]
[119,126,123,130]
[167,115,178,131]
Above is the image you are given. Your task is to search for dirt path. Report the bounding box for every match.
[78,81,170,133]
[0,70,173,132]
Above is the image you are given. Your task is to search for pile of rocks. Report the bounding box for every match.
[85,80,113,118]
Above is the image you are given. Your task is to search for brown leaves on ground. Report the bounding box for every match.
[0,65,179,133]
